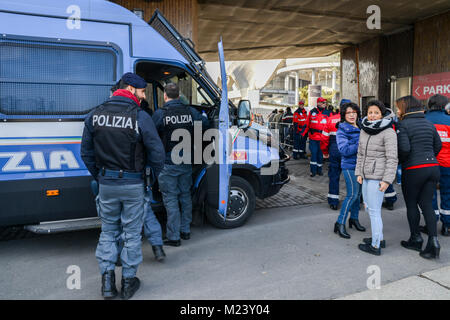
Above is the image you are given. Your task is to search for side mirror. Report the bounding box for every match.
[237,99,251,129]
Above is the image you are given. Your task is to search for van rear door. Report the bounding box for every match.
[148,10,220,96]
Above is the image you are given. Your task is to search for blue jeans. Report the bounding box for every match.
[95,183,145,278]
[158,164,193,241]
[362,179,385,248]
[143,190,163,246]
[337,169,361,224]
[309,139,323,174]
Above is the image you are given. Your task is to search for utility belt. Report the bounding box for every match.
[100,168,143,179]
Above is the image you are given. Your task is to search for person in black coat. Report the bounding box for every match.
[396,95,442,259]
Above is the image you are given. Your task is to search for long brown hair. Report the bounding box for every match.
[396,95,423,119]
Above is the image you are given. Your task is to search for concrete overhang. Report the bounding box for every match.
[197,0,450,61]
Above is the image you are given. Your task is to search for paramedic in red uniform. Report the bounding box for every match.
[304,97,331,177]
[292,100,308,159]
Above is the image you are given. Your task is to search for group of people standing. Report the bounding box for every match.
[295,94,449,258]
[272,94,449,258]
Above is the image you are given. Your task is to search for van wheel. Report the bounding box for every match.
[205,176,256,229]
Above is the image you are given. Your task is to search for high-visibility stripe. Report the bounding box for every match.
[442,138,450,142]
[310,162,317,165]
[317,164,323,167]
[329,132,336,136]
[328,194,340,199]
[322,131,330,136]
[406,163,439,170]
[441,209,450,216]
[435,210,440,216]
[384,192,397,197]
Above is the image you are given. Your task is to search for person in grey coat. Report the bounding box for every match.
[356,100,398,255]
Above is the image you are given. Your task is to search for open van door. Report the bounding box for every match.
[217,39,231,218]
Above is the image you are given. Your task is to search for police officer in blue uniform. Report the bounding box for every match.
[152,82,208,246]
[81,72,165,300]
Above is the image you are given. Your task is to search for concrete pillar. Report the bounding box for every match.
[285,76,290,91]
[311,69,316,85]
[332,69,336,104]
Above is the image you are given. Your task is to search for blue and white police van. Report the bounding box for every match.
[0,0,289,232]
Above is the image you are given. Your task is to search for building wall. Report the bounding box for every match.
[414,11,450,76]
[110,0,198,45]
[378,29,414,104]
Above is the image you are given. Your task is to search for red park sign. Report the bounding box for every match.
[412,71,450,100]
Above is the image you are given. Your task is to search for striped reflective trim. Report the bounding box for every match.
[322,131,330,136]
[442,138,450,142]
[384,192,397,197]
[310,161,317,165]
[311,121,318,123]
[299,150,304,152]
[317,164,323,167]
[441,209,450,216]
[299,119,307,122]
[435,210,440,215]
[329,132,336,136]
[327,194,340,199]
[293,149,299,152]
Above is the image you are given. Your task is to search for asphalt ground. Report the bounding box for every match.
[1,159,449,300]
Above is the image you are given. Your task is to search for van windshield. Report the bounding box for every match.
[163,74,214,107]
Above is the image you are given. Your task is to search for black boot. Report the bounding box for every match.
[442,224,449,237]
[401,234,424,252]
[420,236,440,259]
[349,219,366,232]
[363,237,386,248]
[358,243,381,256]
[329,204,338,210]
[152,245,166,261]
[382,202,394,210]
[101,270,118,299]
[121,277,140,300]
[419,225,428,235]
[334,222,350,239]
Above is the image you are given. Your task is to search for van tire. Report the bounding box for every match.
[205,176,256,229]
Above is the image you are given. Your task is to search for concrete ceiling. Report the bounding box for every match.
[197,0,450,61]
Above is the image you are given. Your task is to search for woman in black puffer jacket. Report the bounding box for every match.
[396,96,442,259]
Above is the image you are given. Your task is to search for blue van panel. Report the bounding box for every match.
[0,0,189,66]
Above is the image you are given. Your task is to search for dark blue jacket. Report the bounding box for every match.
[81,96,165,185]
[152,99,209,165]
[336,122,360,170]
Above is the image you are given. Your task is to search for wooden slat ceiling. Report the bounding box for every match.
[197,0,450,61]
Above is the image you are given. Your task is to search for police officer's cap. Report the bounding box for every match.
[340,99,351,107]
[121,72,147,89]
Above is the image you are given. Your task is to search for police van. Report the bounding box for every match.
[0,0,289,232]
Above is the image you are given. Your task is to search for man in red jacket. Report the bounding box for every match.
[424,94,450,236]
[304,97,331,177]
[293,100,308,159]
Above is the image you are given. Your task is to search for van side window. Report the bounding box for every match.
[0,39,117,116]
